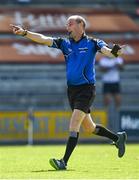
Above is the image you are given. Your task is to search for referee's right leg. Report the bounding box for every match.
[62,109,86,164]
[49,109,86,170]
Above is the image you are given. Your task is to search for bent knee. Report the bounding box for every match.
[83,126,96,133]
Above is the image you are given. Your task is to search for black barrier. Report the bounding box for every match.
[119,109,139,141]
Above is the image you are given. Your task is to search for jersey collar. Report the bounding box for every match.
[70,33,87,43]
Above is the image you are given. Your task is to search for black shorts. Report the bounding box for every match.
[67,84,96,114]
[103,82,121,94]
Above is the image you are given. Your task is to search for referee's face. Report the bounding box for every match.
[66,18,84,40]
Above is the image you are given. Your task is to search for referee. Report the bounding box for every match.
[11,15,127,170]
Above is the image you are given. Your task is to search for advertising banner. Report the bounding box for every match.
[0,7,138,33]
[119,110,139,140]
[0,40,64,63]
[0,110,107,143]
[0,111,28,141]
[0,39,138,63]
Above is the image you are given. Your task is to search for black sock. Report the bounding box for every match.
[63,131,79,164]
[94,124,118,142]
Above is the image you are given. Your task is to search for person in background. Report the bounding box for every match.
[10,15,127,171]
[99,56,124,110]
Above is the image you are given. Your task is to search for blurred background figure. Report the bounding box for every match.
[99,56,124,110]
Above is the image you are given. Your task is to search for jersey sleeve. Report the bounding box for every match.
[96,39,108,51]
[50,37,63,50]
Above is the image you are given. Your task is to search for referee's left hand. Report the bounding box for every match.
[117,45,127,56]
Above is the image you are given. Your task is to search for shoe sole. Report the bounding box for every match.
[119,131,127,158]
[49,159,59,170]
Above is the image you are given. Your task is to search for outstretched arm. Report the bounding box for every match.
[101,44,125,58]
[10,24,53,46]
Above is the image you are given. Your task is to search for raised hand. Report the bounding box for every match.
[117,45,127,56]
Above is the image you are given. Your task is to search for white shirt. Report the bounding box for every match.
[99,56,123,83]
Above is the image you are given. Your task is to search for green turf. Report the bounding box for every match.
[0,144,139,179]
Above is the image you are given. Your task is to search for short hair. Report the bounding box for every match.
[67,15,86,29]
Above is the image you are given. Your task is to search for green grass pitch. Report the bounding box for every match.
[0,144,139,179]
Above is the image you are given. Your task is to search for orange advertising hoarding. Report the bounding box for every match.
[0,7,138,33]
[0,39,138,63]
[0,40,64,63]
[0,7,138,63]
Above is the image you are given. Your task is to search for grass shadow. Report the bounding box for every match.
[31,170,48,173]
[31,169,75,173]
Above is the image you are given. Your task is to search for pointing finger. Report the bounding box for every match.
[10,24,20,30]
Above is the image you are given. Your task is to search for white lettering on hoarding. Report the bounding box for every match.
[12,43,62,58]
[13,12,90,31]
[122,45,135,55]
[121,115,139,130]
